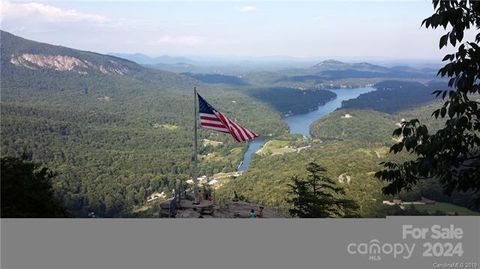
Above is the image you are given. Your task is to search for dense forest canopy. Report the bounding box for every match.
[340,80,443,114]
[218,93,480,216]
[247,87,336,115]
[1,156,68,217]
[182,73,248,86]
[2,9,478,218]
[0,30,287,217]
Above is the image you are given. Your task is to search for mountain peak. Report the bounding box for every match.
[322,59,345,64]
[310,59,389,73]
[311,59,349,70]
[314,59,345,66]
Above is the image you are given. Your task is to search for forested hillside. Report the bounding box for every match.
[310,109,397,142]
[217,97,480,216]
[0,30,287,217]
[340,80,444,113]
[182,73,248,86]
[241,60,436,89]
[1,30,472,218]
[247,87,336,115]
[216,138,388,216]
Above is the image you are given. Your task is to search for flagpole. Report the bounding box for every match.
[193,87,199,204]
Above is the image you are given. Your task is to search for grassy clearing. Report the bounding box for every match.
[413,202,480,216]
[153,123,178,130]
[203,139,223,147]
[257,140,295,156]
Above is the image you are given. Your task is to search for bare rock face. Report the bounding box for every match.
[10,53,129,75]
[10,54,87,71]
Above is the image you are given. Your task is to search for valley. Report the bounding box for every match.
[1,30,477,218]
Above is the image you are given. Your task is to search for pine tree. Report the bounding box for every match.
[288,162,359,218]
[1,156,68,217]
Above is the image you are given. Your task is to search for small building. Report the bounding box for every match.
[186,176,209,185]
[146,192,166,203]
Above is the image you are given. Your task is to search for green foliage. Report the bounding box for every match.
[310,109,397,143]
[1,156,68,217]
[182,73,248,86]
[216,138,387,217]
[219,99,480,217]
[242,59,436,89]
[247,87,336,115]
[414,202,480,216]
[376,0,480,200]
[341,81,440,114]
[288,162,359,218]
[0,30,287,217]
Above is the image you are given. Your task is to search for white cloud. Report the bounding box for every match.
[239,6,256,13]
[0,1,107,23]
[151,35,203,46]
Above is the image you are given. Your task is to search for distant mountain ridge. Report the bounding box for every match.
[310,59,389,72]
[109,52,195,65]
[274,59,437,83]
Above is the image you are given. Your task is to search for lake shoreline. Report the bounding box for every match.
[281,91,338,117]
[238,87,376,172]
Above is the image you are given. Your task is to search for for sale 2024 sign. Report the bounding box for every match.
[346,225,465,261]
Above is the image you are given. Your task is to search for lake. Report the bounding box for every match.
[238,87,375,171]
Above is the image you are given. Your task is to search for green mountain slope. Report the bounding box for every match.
[216,99,467,217]
[0,30,287,217]
[340,80,442,113]
[310,109,397,143]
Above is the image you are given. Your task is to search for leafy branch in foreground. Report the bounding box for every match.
[376,0,480,199]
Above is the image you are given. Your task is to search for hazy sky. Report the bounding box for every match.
[0,0,473,60]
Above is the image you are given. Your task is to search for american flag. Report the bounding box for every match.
[198,93,258,142]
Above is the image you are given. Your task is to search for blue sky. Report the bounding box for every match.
[0,0,472,61]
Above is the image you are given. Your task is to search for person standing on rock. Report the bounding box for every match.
[248,209,256,219]
[194,189,202,205]
[169,198,177,218]
[257,206,264,218]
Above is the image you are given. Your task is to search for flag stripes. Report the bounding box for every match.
[197,93,258,142]
[199,113,229,133]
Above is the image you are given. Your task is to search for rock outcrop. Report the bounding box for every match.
[10,53,129,75]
